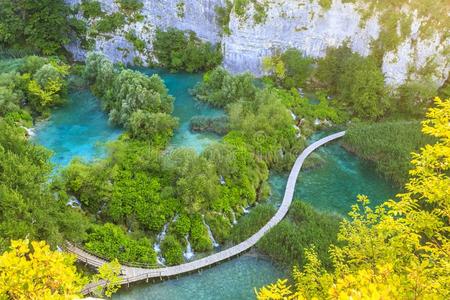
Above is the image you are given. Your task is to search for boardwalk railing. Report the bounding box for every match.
[67,131,346,295]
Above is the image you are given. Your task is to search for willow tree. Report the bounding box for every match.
[256,97,450,299]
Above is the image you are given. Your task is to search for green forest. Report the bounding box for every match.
[0,0,449,299]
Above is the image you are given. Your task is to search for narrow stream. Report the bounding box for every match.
[33,70,397,299]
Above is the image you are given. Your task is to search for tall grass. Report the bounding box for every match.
[257,201,341,270]
[343,120,435,186]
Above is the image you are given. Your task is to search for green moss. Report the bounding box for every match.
[170,214,191,238]
[215,1,233,35]
[215,0,268,35]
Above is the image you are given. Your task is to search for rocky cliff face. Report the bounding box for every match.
[67,0,449,86]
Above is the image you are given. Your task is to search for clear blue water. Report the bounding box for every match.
[32,90,122,167]
[114,256,284,300]
[268,140,397,216]
[135,68,224,152]
[33,71,397,300]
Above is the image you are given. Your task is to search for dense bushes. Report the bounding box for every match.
[84,52,177,144]
[153,28,223,72]
[275,88,347,125]
[263,48,313,89]
[230,205,276,243]
[189,215,213,252]
[0,0,79,55]
[257,201,340,269]
[161,235,184,265]
[343,120,435,186]
[84,223,156,265]
[61,138,177,232]
[0,56,69,119]
[315,45,390,120]
[193,67,257,108]
[0,120,89,251]
[194,67,305,171]
[227,89,305,170]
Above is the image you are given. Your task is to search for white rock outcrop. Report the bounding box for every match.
[66,0,450,86]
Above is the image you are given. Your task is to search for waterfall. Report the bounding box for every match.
[153,223,169,265]
[20,126,35,137]
[242,206,250,214]
[202,216,219,248]
[183,235,194,260]
[231,210,237,225]
[289,110,297,121]
[66,196,81,208]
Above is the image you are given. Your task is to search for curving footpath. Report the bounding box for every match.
[66,131,346,295]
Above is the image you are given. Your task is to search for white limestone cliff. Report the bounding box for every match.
[66,0,450,86]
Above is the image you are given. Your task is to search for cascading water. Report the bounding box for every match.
[183,235,195,260]
[21,126,35,137]
[202,216,219,248]
[66,195,81,208]
[153,223,169,265]
[231,210,237,225]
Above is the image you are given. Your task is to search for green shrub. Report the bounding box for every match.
[125,31,146,52]
[80,0,104,18]
[129,111,178,145]
[274,88,348,124]
[161,234,184,265]
[170,214,191,238]
[84,223,157,265]
[190,215,213,252]
[230,204,276,243]
[116,0,144,12]
[95,13,126,33]
[193,67,257,108]
[0,0,74,55]
[315,45,390,120]
[257,201,341,269]
[263,48,313,89]
[152,28,222,72]
[205,213,232,243]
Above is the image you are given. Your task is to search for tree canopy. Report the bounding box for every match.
[256,97,450,299]
[0,240,84,299]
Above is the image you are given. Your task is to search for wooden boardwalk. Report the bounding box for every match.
[66,131,346,295]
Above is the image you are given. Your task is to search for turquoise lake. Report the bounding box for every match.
[33,90,122,167]
[33,69,397,299]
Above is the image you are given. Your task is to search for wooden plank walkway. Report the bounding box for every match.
[67,131,346,295]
